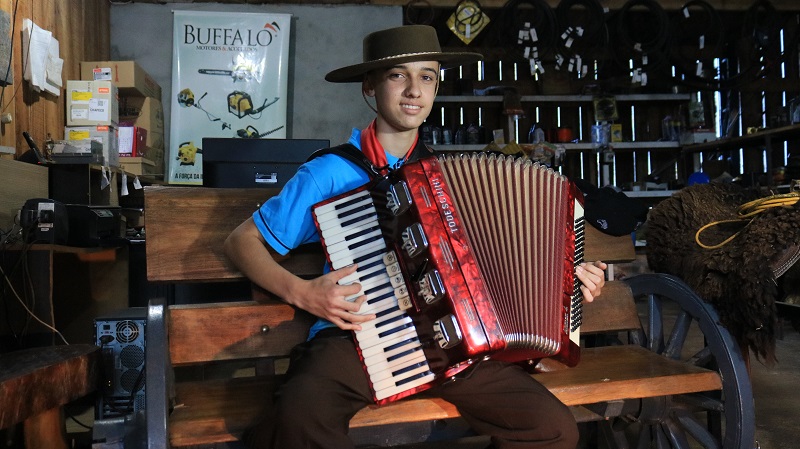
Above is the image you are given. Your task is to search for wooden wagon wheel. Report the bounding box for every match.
[598,273,755,449]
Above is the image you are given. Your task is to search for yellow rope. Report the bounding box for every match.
[695,192,800,250]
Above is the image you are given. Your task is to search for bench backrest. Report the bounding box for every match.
[145,186,640,366]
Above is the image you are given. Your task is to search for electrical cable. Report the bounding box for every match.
[0,262,69,345]
[405,0,434,25]
[669,0,725,82]
[496,0,558,57]
[553,0,609,77]
[611,0,671,74]
[696,192,800,250]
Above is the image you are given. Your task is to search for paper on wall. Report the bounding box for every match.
[21,19,62,96]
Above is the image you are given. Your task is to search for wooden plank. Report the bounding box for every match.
[0,344,99,429]
[144,186,325,282]
[0,158,49,226]
[580,281,640,334]
[168,301,314,365]
[584,223,636,264]
[167,345,721,447]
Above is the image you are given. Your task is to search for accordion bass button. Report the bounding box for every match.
[433,314,463,349]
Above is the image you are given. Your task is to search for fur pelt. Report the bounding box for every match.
[646,183,800,363]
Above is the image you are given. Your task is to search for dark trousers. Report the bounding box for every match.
[245,332,578,449]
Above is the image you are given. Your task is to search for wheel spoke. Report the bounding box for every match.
[687,345,714,368]
[677,413,722,449]
[672,392,725,413]
[663,416,692,449]
[647,294,665,353]
[664,310,692,360]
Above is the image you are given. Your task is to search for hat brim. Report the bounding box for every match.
[325,51,483,83]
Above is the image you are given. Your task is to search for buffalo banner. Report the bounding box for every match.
[169,10,291,185]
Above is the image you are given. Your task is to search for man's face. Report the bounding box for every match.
[365,60,440,134]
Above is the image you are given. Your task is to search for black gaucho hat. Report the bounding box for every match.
[325,25,483,83]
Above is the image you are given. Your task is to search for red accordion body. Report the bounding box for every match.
[312,153,585,404]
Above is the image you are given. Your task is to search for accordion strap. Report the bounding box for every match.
[307,143,384,179]
[307,140,436,180]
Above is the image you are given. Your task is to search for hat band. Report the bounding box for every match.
[368,51,443,64]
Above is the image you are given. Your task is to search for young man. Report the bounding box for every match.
[224,24,608,449]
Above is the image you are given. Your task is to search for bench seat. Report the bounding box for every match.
[166,345,722,447]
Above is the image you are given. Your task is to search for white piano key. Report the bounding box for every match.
[366,349,427,380]
[356,315,414,343]
[314,196,372,223]
[338,260,386,286]
[319,209,378,233]
[321,221,379,246]
[374,371,436,401]
[356,323,418,352]
[344,274,391,302]
[326,228,383,256]
[358,308,407,333]
[371,362,432,392]
[330,239,387,270]
[314,190,371,216]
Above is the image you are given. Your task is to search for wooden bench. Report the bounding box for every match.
[143,185,754,448]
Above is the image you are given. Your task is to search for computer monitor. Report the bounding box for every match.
[202,138,330,189]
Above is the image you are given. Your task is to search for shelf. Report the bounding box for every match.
[682,123,800,153]
[432,141,679,153]
[435,93,691,104]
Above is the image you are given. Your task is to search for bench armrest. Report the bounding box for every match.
[146,299,174,449]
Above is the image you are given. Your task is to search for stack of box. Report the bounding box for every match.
[79,61,164,176]
[64,80,120,167]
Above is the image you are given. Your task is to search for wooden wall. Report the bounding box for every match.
[0,0,109,157]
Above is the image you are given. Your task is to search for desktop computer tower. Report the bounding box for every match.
[94,307,147,419]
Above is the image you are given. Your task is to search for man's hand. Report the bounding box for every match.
[576,261,608,303]
[292,264,377,331]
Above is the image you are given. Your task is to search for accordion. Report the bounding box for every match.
[312,153,585,404]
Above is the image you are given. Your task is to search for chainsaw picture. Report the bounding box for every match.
[177,88,232,130]
[176,141,202,166]
[236,125,285,138]
[198,56,263,83]
[227,91,279,119]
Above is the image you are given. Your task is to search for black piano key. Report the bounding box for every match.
[377,321,415,339]
[338,202,375,219]
[394,366,434,386]
[386,345,422,363]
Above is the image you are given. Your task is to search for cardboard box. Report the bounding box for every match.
[66,80,119,127]
[120,96,164,137]
[120,156,158,176]
[119,126,148,157]
[65,125,119,167]
[80,60,162,99]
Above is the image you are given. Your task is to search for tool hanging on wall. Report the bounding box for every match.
[235,125,285,139]
[447,0,490,45]
[227,91,279,119]
[177,88,231,130]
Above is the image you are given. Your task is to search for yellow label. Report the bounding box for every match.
[71,91,92,101]
[68,130,91,140]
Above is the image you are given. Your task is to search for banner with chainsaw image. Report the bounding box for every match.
[169,10,291,185]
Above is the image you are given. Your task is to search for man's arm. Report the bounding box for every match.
[223,217,376,330]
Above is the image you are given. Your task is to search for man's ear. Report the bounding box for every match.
[362,78,375,97]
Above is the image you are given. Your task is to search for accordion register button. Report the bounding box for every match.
[401,223,428,258]
[433,314,463,349]
[386,180,412,216]
[418,270,445,304]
